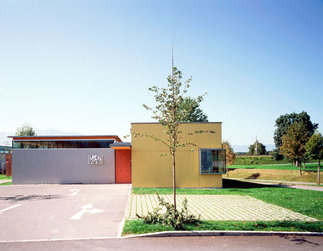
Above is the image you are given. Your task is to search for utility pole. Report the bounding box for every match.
[255,136,258,156]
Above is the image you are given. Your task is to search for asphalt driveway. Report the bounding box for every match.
[0,184,130,241]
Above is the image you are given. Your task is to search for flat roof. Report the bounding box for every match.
[8,135,123,142]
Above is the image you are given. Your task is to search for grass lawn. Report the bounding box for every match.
[126,185,323,235]
[0,174,11,179]
[0,182,12,185]
[229,163,319,171]
[123,220,323,235]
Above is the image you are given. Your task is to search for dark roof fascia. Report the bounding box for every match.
[8,135,122,142]
[7,135,120,138]
[110,142,131,147]
[131,122,222,124]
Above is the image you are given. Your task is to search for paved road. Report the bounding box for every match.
[0,236,322,250]
[0,184,130,241]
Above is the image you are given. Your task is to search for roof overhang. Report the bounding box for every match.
[8,135,123,142]
[110,142,131,150]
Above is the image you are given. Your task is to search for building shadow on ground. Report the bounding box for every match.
[222,178,278,188]
[280,236,320,247]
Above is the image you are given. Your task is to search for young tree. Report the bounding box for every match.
[305,131,323,184]
[16,122,36,136]
[222,141,235,166]
[134,65,213,212]
[178,97,208,122]
[280,122,310,175]
[274,111,317,152]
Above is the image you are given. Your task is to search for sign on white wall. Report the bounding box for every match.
[88,155,104,165]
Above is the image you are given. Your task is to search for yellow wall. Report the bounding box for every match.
[131,123,223,188]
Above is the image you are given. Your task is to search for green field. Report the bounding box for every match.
[228,163,319,171]
[233,155,291,165]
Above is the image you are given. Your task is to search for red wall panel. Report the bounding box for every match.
[115,150,131,183]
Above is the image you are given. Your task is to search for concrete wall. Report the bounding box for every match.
[12,148,115,184]
[131,123,223,188]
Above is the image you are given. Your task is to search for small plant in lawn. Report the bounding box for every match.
[136,193,200,230]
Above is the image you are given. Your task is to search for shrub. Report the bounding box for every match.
[136,193,200,230]
[233,155,290,165]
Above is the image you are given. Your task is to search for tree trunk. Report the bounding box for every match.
[303,161,306,170]
[172,150,176,211]
[318,159,321,185]
[296,160,302,175]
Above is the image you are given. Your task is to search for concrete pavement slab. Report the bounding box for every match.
[126,194,317,221]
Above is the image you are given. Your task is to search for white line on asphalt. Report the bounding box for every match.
[70,203,104,220]
[69,189,80,196]
[0,204,22,215]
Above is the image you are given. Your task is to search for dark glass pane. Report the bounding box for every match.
[200,149,226,174]
[12,140,114,149]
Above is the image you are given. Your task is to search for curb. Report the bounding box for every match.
[124,230,323,238]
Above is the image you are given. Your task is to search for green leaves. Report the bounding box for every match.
[15,122,36,136]
[305,131,323,160]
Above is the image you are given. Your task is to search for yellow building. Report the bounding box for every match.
[131,122,225,188]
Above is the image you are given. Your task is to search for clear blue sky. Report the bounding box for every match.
[0,0,322,148]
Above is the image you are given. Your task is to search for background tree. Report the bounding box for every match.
[280,122,310,175]
[222,141,235,176]
[305,131,323,184]
[178,97,208,122]
[274,111,317,151]
[16,123,36,136]
[134,64,213,212]
[248,140,267,155]
[272,148,284,161]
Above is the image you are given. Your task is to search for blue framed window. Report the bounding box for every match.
[199,149,226,174]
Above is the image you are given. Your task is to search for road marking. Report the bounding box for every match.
[70,203,104,220]
[0,204,22,215]
[69,189,80,196]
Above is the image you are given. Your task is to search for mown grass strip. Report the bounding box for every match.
[123,220,323,235]
[0,182,12,185]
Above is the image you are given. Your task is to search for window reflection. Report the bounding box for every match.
[200,149,226,174]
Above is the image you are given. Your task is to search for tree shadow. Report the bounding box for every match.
[0,194,62,202]
[280,236,320,247]
[245,173,260,179]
